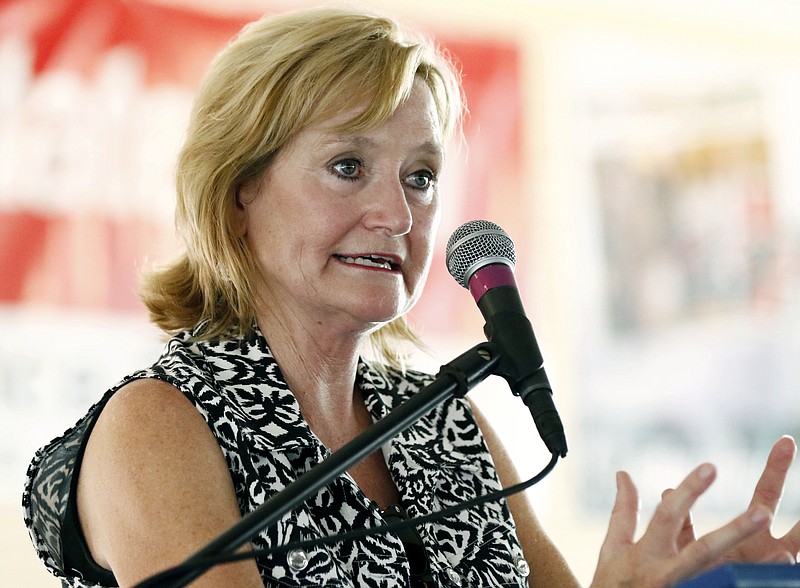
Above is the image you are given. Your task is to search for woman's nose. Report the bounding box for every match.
[362,177,413,236]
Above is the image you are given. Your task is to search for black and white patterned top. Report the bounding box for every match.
[23,324,531,587]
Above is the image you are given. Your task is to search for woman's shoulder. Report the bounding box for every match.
[76,376,263,586]
[75,380,215,514]
[21,348,215,585]
[97,377,199,431]
[82,377,220,482]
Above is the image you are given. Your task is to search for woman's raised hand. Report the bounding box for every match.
[717,436,800,564]
[589,436,799,588]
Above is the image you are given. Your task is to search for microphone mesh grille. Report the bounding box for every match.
[445,220,516,288]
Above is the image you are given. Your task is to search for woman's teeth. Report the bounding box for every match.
[337,255,394,270]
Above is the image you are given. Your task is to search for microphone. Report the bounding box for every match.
[446,220,568,457]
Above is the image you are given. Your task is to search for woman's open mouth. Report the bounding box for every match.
[333,254,401,271]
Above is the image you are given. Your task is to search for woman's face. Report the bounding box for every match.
[238,80,444,335]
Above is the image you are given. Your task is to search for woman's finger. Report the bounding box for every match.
[598,471,640,560]
[639,463,716,555]
[679,510,697,549]
[778,519,800,562]
[663,488,696,550]
[749,436,796,514]
[665,506,772,585]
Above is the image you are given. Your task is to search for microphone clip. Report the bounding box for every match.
[434,342,500,398]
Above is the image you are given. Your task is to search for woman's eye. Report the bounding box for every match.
[331,158,362,180]
[406,170,435,190]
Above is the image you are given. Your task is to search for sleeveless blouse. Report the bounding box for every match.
[23,325,530,587]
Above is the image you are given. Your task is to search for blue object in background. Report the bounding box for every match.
[675,564,800,587]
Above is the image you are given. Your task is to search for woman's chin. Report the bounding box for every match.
[349,300,410,328]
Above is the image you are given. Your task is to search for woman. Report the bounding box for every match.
[23,6,799,588]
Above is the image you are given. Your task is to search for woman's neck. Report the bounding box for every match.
[253,305,399,507]
[254,305,369,426]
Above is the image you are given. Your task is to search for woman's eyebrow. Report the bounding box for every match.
[319,135,375,149]
[319,136,444,158]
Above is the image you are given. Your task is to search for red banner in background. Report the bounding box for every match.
[0,0,256,309]
[0,0,522,334]
[0,0,249,83]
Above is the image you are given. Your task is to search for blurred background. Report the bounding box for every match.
[2,0,799,585]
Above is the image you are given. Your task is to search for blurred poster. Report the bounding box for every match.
[578,80,800,517]
[0,0,523,497]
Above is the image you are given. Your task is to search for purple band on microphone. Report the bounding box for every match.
[468,263,517,303]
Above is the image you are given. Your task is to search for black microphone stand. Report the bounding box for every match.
[135,341,501,588]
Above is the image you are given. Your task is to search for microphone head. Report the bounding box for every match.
[445,220,516,288]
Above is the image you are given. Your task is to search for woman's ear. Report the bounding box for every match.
[233,184,250,238]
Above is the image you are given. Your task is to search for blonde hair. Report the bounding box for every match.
[139,6,463,368]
